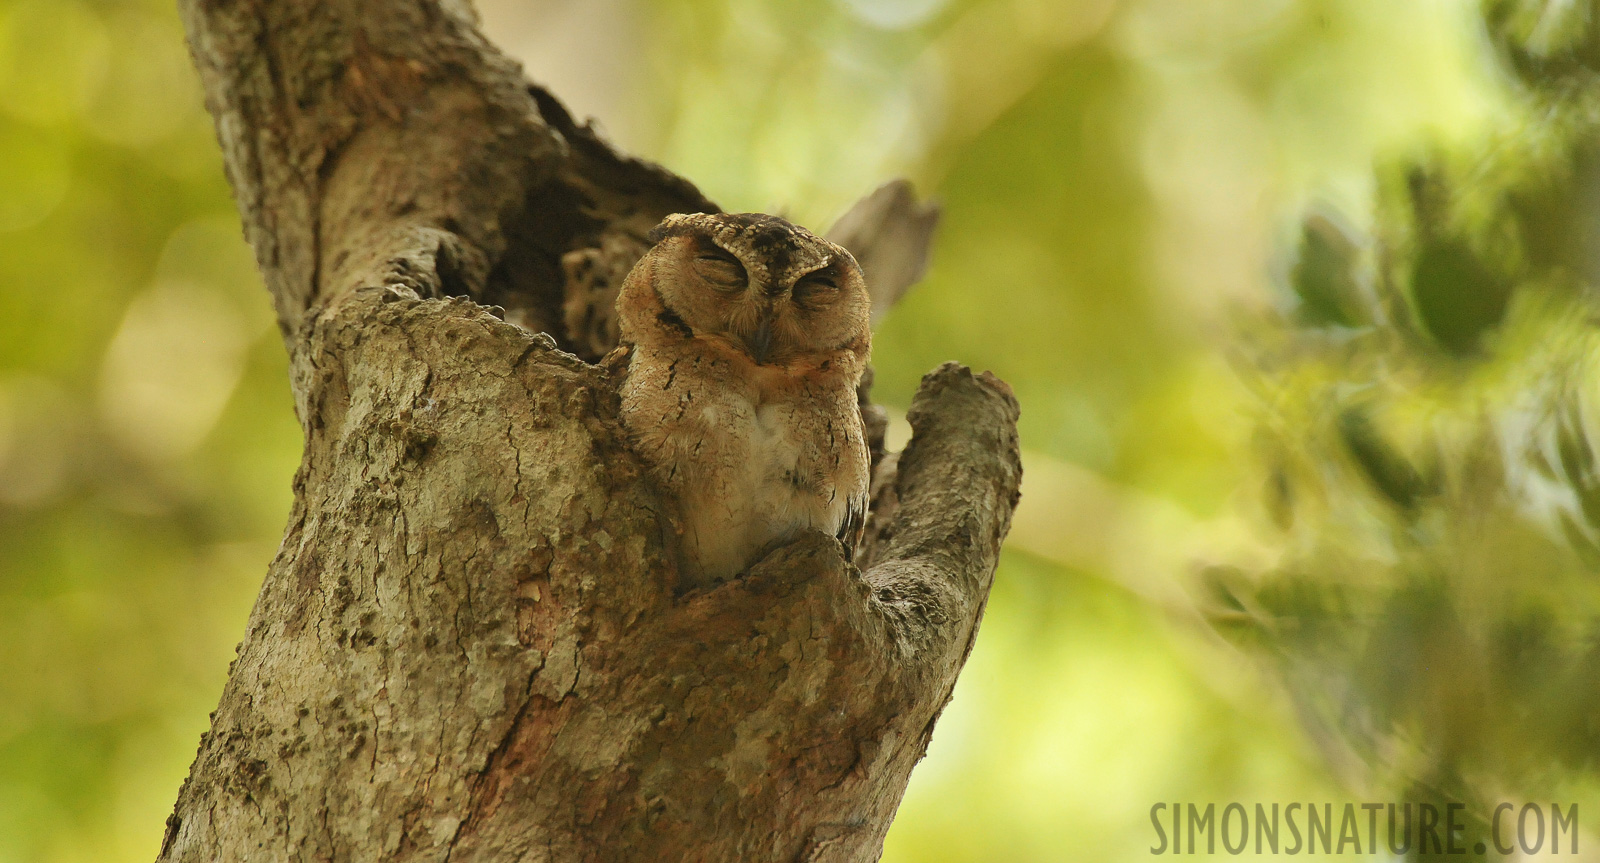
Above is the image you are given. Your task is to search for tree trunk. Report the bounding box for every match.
[161,1,1022,861]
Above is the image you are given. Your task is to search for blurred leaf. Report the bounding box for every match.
[1338,407,1431,513]
[1556,399,1600,529]
[1291,211,1368,328]
[1408,237,1512,356]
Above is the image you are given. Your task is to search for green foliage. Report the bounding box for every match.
[1222,1,1600,852]
[6,0,1596,860]
[0,0,298,859]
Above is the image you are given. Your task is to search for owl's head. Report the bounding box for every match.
[616,213,870,369]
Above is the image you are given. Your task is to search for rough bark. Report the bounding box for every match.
[163,1,1022,861]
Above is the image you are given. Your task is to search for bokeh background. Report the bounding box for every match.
[5,0,1600,859]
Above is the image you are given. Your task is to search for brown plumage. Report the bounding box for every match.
[616,212,872,590]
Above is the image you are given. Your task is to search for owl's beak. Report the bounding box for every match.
[746,318,774,364]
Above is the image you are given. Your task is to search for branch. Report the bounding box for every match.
[165,1,1022,861]
[863,364,1021,662]
[180,0,711,342]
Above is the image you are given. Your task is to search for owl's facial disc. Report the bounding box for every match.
[639,214,867,367]
[736,258,853,365]
[684,235,780,363]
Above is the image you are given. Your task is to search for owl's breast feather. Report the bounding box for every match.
[619,342,868,587]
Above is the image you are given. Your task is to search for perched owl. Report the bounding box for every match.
[616,212,872,590]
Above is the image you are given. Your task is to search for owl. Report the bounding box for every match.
[615,212,872,590]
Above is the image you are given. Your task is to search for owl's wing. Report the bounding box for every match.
[837,492,868,566]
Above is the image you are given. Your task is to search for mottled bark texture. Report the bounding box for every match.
[163,1,1021,861]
